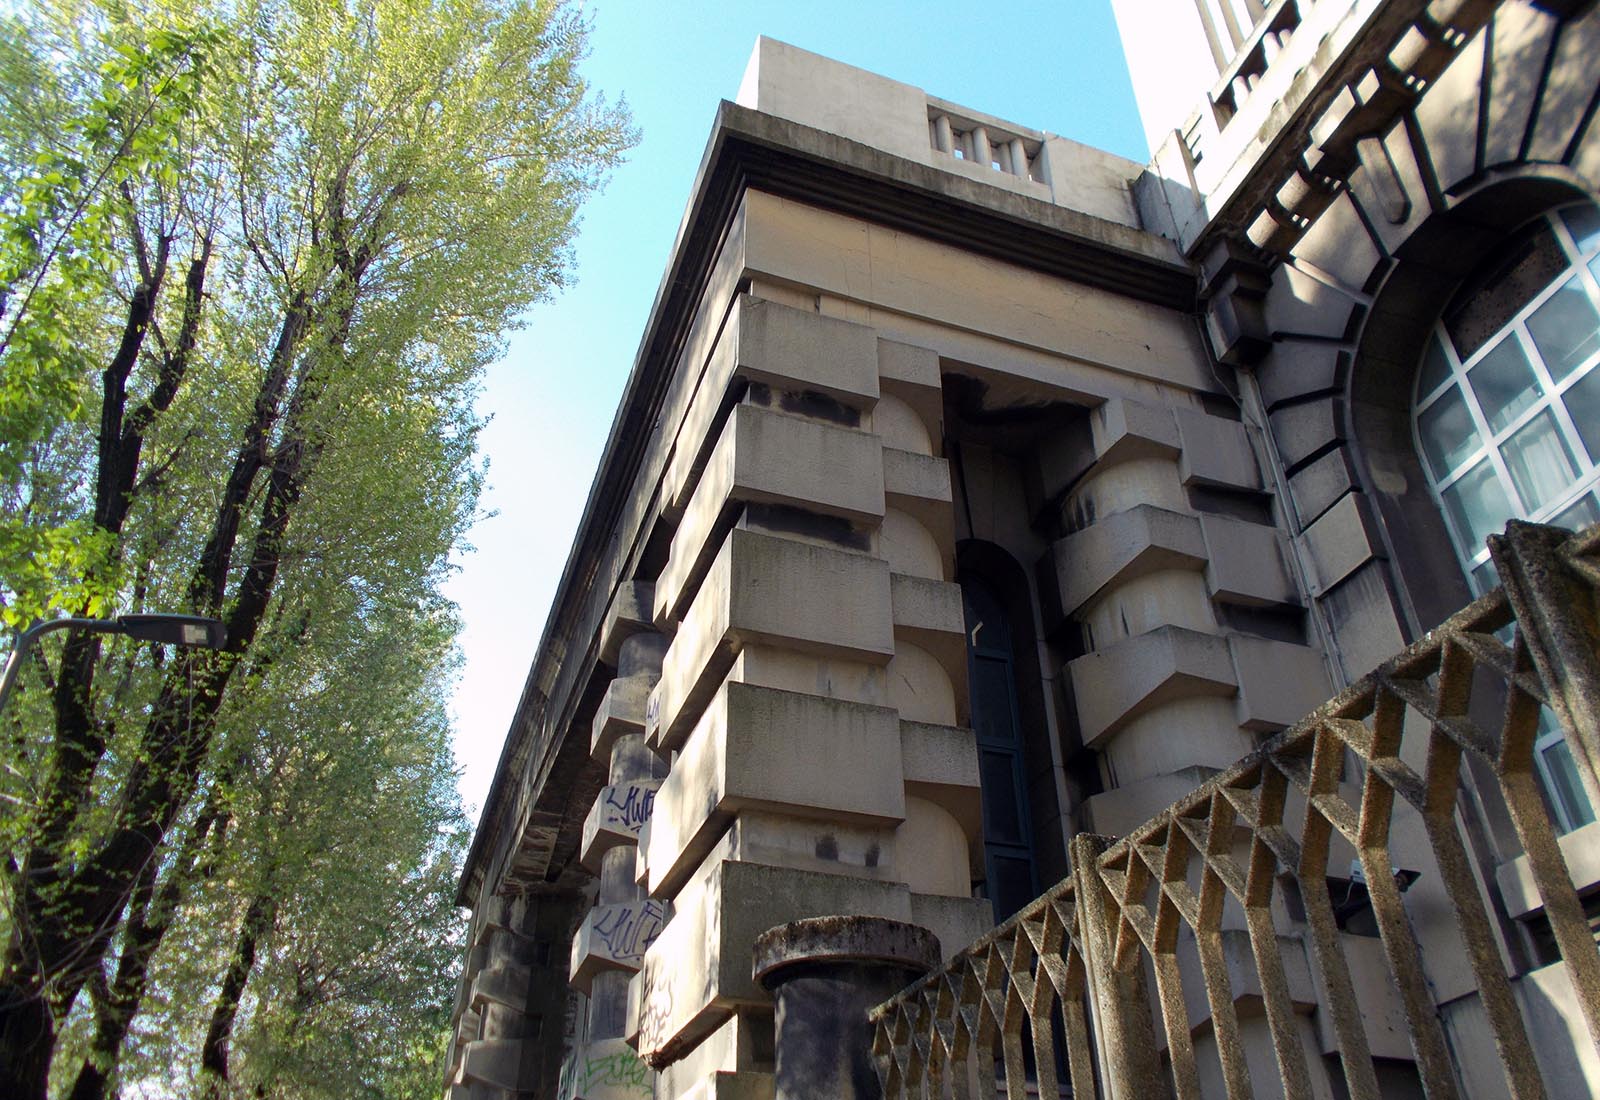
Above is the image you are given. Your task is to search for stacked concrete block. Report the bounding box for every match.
[563,587,668,1099]
[448,895,576,1100]
[621,298,988,1092]
[1034,396,1332,837]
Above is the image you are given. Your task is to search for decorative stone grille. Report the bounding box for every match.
[872,519,1600,1099]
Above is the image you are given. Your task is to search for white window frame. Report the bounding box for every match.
[1412,205,1600,833]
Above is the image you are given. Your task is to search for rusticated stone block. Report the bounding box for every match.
[663,296,880,515]
[469,962,531,1013]
[1287,447,1360,531]
[1526,4,1600,164]
[635,859,911,1067]
[647,681,904,897]
[1267,396,1345,472]
[1090,398,1180,467]
[580,779,662,871]
[570,898,672,992]
[656,402,884,623]
[1067,626,1237,746]
[1046,504,1207,620]
[459,1038,538,1092]
[600,582,659,667]
[1254,342,1342,413]
[651,529,894,752]
[592,674,655,763]
[1230,635,1331,732]
[1301,491,1384,597]
[1175,408,1260,491]
[1200,513,1297,608]
[888,572,965,683]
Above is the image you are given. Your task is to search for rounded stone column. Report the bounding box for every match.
[753,916,940,1100]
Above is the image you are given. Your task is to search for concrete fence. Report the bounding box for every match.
[870,519,1600,1099]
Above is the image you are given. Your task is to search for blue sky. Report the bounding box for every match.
[443,0,1149,816]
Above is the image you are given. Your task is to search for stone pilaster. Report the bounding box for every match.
[562,600,668,1100]
[627,300,987,1099]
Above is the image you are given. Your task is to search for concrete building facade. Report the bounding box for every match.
[446,3,1600,1097]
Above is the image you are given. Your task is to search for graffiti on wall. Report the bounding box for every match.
[559,1040,651,1100]
[590,898,667,965]
[599,781,657,834]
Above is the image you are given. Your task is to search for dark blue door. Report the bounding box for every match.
[961,576,1038,922]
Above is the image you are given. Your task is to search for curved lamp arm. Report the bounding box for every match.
[0,614,227,718]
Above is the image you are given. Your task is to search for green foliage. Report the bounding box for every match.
[0,19,218,628]
[0,0,633,1094]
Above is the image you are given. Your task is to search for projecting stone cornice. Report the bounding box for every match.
[707,101,1197,310]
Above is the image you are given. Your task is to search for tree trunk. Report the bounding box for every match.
[0,296,315,1085]
[0,987,54,1100]
[201,891,274,1096]
[65,796,228,1100]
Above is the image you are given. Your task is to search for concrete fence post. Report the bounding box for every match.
[753,916,940,1100]
[1489,520,1600,818]
[1070,833,1164,1099]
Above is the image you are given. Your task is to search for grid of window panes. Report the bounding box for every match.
[1412,204,1600,832]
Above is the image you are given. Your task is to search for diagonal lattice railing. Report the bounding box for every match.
[873,520,1600,1099]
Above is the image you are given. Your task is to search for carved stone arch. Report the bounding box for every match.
[1348,168,1598,636]
[1245,0,1600,669]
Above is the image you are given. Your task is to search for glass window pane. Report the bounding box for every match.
[980,750,1025,844]
[1539,736,1596,829]
[1526,276,1600,381]
[1468,337,1541,432]
[988,853,1036,921]
[1500,409,1578,512]
[1554,494,1600,531]
[970,657,1016,745]
[1562,365,1600,463]
[1417,385,1480,480]
[1470,559,1498,595]
[1562,205,1600,256]
[1417,335,1452,399]
[1441,460,1513,550]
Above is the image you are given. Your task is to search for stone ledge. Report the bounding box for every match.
[580,779,662,872]
[571,899,672,993]
[647,681,905,898]
[592,675,656,763]
[656,402,885,625]
[650,528,894,752]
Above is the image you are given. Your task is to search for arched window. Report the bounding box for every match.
[961,575,1039,921]
[1413,202,1600,832]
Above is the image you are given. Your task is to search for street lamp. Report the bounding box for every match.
[0,614,228,717]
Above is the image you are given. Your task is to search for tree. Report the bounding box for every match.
[0,0,634,1095]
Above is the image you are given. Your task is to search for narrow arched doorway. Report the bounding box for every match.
[961,574,1040,921]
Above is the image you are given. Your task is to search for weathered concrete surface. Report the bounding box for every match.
[753,916,939,1100]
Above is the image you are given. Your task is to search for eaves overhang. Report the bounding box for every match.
[457,99,1200,907]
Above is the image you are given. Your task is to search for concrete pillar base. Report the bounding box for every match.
[752,916,939,1100]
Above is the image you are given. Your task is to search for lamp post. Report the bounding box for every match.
[0,614,228,717]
